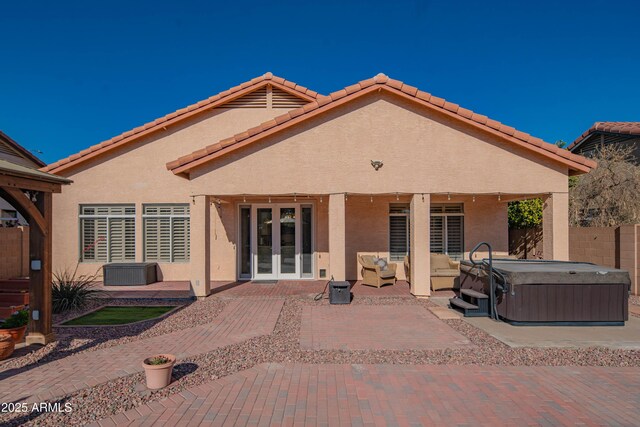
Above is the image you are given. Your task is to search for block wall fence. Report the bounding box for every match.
[569,225,639,295]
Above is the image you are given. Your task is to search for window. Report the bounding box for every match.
[80,205,135,262]
[389,203,410,261]
[143,205,190,262]
[430,204,464,259]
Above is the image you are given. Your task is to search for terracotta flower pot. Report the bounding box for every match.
[0,335,15,360]
[142,354,176,389]
[0,325,27,343]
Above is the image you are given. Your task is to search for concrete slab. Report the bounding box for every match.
[464,316,640,349]
[428,306,461,320]
[432,295,640,349]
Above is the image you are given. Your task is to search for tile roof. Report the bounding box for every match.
[568,122,640,150]
[166,73,596,176]
[42,73,319,174]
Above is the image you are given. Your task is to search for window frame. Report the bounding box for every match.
[389,203,410,262]
[142,204,190,263]
[430,203,465,259]
[79,204,136,263]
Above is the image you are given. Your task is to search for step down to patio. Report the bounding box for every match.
[449,288,490,317]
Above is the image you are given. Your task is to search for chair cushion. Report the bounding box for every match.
[378,269,395,279]
[432,268,459,277]
[430,253,452,269]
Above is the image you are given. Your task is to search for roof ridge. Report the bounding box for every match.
[167,74,596,174]
[43,73,319,173]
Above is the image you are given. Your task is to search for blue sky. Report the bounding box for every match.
[1,0,638,164]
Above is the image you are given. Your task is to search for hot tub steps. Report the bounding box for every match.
[449,289,489,317]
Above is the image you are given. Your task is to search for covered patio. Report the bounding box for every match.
[188,190,568,299]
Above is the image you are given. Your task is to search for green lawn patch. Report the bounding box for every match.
[62,306,176,326]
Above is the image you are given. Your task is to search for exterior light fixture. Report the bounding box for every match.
[294,193,297,202]
[498,193,501,201]
[243,195,246,202]
[320,196,323,203]
[472,195,476,203]
[396,193,399,201]
[371,160,383,171]
[269,196,271,203]
[370,195,373,203]
[345,193,348,201]
[447,193,451,201]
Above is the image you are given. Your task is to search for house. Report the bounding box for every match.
[568,122,640,162]
[0,131,71,344]
[0,131,47,225]
[42,73,595,298]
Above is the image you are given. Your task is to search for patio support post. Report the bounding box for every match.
[542,192,569,260]
[190,195,211,298]
[328,193,346,281]
[410,193,430,297]
[26,192,54,345]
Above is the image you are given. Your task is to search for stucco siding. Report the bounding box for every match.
[51,90,566,282]
[52,108,289,278]
[190,92,568,195]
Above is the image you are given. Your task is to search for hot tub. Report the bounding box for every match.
[459,260,630,325]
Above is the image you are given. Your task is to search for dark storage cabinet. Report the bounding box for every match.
[329,281,351,304]
[103,262,158,286]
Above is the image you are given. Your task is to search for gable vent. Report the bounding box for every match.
[217,86,267,108]
[272,87,307,108]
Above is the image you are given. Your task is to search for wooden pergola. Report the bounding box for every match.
[0,159,71,345]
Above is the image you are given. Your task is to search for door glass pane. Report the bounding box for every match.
[280,208,296,274]
[301,206,312,276]
[240,207,251,275]
[257,208,273,274]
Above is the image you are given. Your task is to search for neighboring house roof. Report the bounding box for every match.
[167,73,596,176]
[568,122,640,151]
[0,131,46,168]
[42,73,320,174]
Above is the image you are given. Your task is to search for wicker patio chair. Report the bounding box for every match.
[358,255,397,288]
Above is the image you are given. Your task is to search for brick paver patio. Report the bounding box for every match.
[0,298,284,405]
[300,305,473,350]
[94,363,640,426]
[210,280,413,298]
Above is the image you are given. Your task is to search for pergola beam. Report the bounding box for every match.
[0,174,63,193]
[1,187,47,234]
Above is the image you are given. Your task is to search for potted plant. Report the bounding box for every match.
[0,309,28,343]
[0,335,14,360]
[141,354,176,389]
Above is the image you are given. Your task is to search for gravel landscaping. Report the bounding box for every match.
[0,297,226,373]
[2,294,638,426]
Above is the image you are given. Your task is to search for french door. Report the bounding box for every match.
[252,204,301,280]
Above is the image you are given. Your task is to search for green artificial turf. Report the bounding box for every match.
[62,306,176,326]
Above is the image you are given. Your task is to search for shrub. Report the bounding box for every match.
[146,356,171,365]
[1,309,28,329]
[52,265,103,313]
